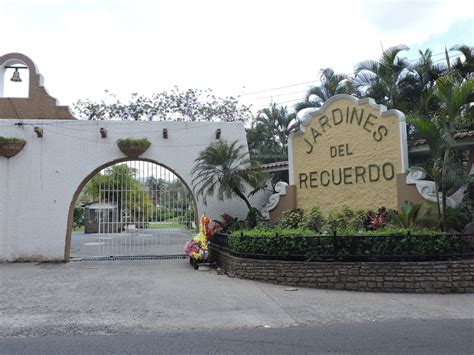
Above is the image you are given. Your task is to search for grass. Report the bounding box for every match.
[116,138,151,150]
[147,222,184,229]
[0,137,26,144]
[148,222,197,233]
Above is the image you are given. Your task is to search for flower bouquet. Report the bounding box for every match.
[184,215,216,269]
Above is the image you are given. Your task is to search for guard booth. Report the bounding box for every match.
[84,202,121,234]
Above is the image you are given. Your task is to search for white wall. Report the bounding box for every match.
[0,119,270,261]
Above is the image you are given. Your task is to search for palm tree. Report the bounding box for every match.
[399,49,447,116]
[354,45,412,109]
[409,73,474,231]
[295,68,354,112]
[191,140,265,225]
[451,45,474,80]
[246,123,287,164]
[255,103,299,150]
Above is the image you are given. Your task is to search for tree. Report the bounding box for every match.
[255,103,299,150]
[409,71,474,231]
[73,87,253,122]
[85,164,154,223]
[398,49,447,117]
[451,45,474,80]
[191,140,265,226]
[354,45,412,109]
[246,123,287,164]
[295,68,354,112]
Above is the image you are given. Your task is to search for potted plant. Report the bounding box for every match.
[116,138,151,158]
[0,137,27,158]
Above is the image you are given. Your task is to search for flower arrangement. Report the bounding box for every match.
[185,215,218,268]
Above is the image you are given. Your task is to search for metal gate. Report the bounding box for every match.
[72,161,196,259]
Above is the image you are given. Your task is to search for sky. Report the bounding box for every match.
[0,0,473,115]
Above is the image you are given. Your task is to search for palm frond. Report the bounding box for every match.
[355,60,380,76]
[408,115,442,158]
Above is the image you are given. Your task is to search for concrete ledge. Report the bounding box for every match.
[209,246,474,293]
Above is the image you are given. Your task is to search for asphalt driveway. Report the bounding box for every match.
[71,227,193,258]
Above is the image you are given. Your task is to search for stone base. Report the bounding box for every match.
[210,246,474,294]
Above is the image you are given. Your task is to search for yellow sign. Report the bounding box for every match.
[289,95,408,214]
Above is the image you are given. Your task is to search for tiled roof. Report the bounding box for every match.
[260,161,289,170]
[411,130,474,146]
[250,161,289,171]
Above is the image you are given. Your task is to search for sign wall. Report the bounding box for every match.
[289,95,408,214]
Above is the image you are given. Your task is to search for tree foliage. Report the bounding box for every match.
[191,140,266,226]
[409,72,474,230]
[294,68,354,112]
[73,87,253,122]
[355,45,412,109]
[85,164,154,221]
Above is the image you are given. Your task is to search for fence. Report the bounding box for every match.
[210,232,474,262]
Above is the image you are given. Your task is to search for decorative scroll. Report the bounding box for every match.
[261,181,288,220]
[406,167,473,208]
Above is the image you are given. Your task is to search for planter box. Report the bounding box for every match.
[0,139,26,158]
[117,139,150,158]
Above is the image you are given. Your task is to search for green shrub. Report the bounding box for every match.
[278,209,305,229]
[231,226,315,237]
[445,206,470,232]
[325,206,369,231]
[0,137,25,144]
[116,138,151,150]
[389,201,427,229]
[224,229,467,260]
[73,205,85,229]
[302,207,324,232]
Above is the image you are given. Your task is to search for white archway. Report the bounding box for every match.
[0,119,256,261]
[0,53,270,262]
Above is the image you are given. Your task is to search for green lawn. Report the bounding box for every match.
[147,222,184,229]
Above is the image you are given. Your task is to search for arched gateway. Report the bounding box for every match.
[67,159,197,260]
[0,53,252,261]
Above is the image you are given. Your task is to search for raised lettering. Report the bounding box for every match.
[338,144,345,156]
[343,167,353,184]
[299,173,308,188]
[309,171,318,187]
[346,144,353,155]
[363,113,377,133]
[332,168,342,185]
[311,127,322,143]
[319,115,331,133]
[368,164,380,182]
[382,162,395,180]
[331,108,343,125]
[304,138,313,154]
[355,166,366,183]
[330,146,337,158]
[373,125,388,142]
[320,170,330,186]
[350,107,364,126]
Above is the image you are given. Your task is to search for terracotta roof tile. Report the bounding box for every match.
[250,161,289,170]
[411,130,474,146]
[260,161,288,169]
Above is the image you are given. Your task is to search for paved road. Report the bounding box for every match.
[1,259,473,339]
[71,227,193,258]
[1,319,473,354]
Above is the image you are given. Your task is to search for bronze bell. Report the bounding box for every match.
[10,68,22,82]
